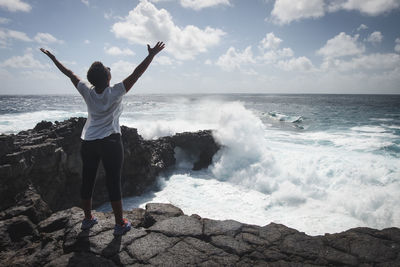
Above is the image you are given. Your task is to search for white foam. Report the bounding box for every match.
[110,173,368,236]
[351,125,387,133]
[0,110,86,134]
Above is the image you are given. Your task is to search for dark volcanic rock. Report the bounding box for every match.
[0,117,220,212]
[0,185,52,224]
[0,193,399,267]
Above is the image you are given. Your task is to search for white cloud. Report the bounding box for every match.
[217,32,311,74]
[259,32,282,50]
[8,30,30,42]
[81,0,89,7]
[84,39,90,44]
[0,0,31,12]
[154,55,174,65]
[321,53,400,72]
[271,0,325,24]
[104,46,135,56]
[367,31,383,45]
[395,38,400,53]
[271,0,400,24]
[356,24,368,31]
[277,56,314,71]
[258,32,295,64]
[180,0,231,10]
[317,32,365,58]
[1,53,46,69]
[111,0,225,60]
[259,48,294,63]
[34,33,64,45]
[216,46,255,72]
[149,0,231,10]
[110,60,137,82]
[204,59,212,65]
[0,28,31,46]
[330,0,400,16]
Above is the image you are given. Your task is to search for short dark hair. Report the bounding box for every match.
[87,61,108,87]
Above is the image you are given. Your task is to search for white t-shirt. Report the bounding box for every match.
[77,81,126,140]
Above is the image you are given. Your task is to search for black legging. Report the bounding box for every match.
[80,133,123,202]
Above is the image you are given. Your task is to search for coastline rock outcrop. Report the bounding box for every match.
[0,117,220,212]
[0,188,399,266]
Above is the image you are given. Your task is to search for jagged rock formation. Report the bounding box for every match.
[0,188,399,266]
[0,118,219,212]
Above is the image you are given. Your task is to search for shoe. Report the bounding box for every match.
[81,216,98,230]
[113,218,131,236]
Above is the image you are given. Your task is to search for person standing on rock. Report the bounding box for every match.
[40,42,165,235]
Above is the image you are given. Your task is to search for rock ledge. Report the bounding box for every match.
[0,188,399,266]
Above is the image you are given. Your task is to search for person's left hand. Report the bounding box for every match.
[147,42,165,57]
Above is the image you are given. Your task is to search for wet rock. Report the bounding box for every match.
[164,130,220,170]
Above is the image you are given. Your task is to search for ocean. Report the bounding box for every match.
[1,93,399,235]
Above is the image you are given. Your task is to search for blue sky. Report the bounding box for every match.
[0,0,399,94]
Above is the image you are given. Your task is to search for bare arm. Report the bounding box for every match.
[40,48,80,88]
[123,42,165,93]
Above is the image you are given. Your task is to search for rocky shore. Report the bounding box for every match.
[0,117,219,212]
[0,118,399,266]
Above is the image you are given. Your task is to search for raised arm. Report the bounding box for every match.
[40,48,80,88]
[123,42,165,93]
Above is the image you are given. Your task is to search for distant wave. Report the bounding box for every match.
[263,111,304,129]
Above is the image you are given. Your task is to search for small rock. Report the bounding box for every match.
[34,120,53,132]
[144,202,184,227]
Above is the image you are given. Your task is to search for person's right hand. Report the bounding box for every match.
[40,48,55,59]
[147,42,165,57]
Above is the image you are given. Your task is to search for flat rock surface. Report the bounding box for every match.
[1,195,399,266]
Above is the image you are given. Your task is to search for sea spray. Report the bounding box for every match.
[210,102,278,193]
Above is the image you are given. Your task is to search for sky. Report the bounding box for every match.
[0,0,399,94]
